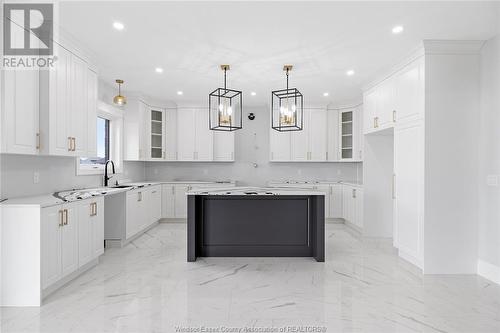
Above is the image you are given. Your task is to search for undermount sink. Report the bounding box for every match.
[112,185,133,189]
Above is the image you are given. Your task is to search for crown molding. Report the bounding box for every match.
[423,40,485,55]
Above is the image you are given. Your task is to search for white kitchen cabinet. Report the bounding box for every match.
[194,108,213,161]
[1,70,40,155]
[124,99,148,161]
[126,189,147,239]
[329,184,343,218]
[363,89,377,134]
[165,108,177,160]
[376,77,397,129]
[342,184,363,229]
[161,184,176,218]
[41,206,63,289]
[290,108,327,161]
[395,58,425,124]
[394,121,424,264]
[326,109,340,161]
[269,129,291,161]
[60,203,79,277]
[147,108,166,160]
[177,108,214,161]
[149,185,162,223]
[86,69,98,157]
[39,44,95,157]
[78,197,104,267]
[213,131,235,161]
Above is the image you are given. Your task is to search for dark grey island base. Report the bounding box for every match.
[187,190,325,262]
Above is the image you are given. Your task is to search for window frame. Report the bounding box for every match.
[76,101,124,176]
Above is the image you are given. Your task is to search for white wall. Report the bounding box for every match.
[0,154,145,199]
[478,34,500,272]
[145,106,362,186]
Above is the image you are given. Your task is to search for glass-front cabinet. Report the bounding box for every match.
[340,110,353,159]
[149,108,165,160]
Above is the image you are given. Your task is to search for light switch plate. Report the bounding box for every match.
[33,171,40,184]
[486,175,498,186]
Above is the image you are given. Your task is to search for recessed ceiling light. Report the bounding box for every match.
[177,91,183,95]
[113,21,125,31]
[392,25,404,34]
[251,92,256,96]
[346,70,355,76]
[323,92,329,97]
[155,67,163,73]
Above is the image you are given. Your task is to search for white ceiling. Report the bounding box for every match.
[59,1,499,106]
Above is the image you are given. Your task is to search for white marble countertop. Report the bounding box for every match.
[0,181,236,208]
[187,186,327,196]
[268,180,363,187]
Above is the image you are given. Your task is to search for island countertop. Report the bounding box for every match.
[186,186,327,196]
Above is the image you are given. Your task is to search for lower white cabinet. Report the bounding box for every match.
[329,184,343,218]
[40,198,104,292]
[342,184,364,229]
[78,197,104,267]
[125,185,162,239]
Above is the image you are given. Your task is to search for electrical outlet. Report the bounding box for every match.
[33,171,40,184]
[487,175,498,187]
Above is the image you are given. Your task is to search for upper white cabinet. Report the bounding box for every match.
[213,131,235,161]
[1,69,40,155]
[177,108,214,161]
[124,99,147,161]
[363,57,424,134]
[148,108,166,160]
[272,108,329,162]
[38,44,97,157]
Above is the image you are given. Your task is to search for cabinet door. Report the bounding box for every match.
[139,101,149,160]
[91,197,105,258]
[290,110,309,161]
[61,203,79,277]
[124,100,142,160]
[309,109,327,161]
[177,109,196,160]
[148,108,166,160]
[354,105,364,160]
[137,189,150,230]
[396,58,424,124]
[377,78,396,129]
[174,185,189,218]
[162,185,176,218]
[363,89,377,133]
[2,70,39,154]
[78,200,93,267]
[194,108,213,161]
[342,185,352,222]
[150,186,162,223]
[70,54,88,156]
[165,109,177,160]
[329,184,343,218]
[269,129,291,161]
[49,45,72,155]
[213,131,235,161]
[126,191,139,239]
[327,110,339,161]
[339,110,354,160]
[394,122,424,261]
[41,206,62,289]
[86,69,98,157]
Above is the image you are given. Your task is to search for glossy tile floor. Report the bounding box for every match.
[2,223,500,333]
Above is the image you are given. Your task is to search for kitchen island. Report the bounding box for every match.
[187,187,325,262]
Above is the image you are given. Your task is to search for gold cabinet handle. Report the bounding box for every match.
[36,133,40,150]
[72,137,76,151]
[59,209,64,227]
[138,192,142,201]
[63,209,68,225]
[68,137,72,151]
[393,110,396,123]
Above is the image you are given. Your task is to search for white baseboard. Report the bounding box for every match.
[477,259,500,285]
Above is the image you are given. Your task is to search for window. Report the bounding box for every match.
[80,117,110,167]
[76,101,124,175]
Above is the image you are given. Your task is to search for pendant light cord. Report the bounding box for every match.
[286,68,289,91]
[224,68,227,90]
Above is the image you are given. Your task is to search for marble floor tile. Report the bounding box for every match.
[1,222,500,333]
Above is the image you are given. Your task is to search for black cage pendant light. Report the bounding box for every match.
[209,65,242,131]
[271,65,303,132]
